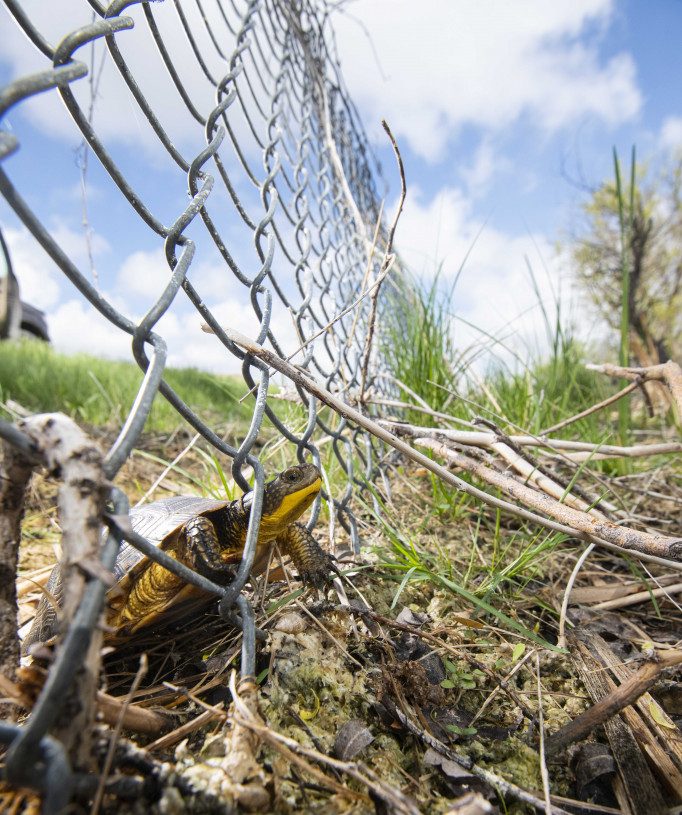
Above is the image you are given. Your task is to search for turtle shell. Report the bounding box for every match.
[108,495,238,633]
[114,495,230,580]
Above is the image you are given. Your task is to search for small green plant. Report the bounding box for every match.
[440,658,485,693]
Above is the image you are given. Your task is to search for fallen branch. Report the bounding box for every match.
[381,420,682,458]
[545,649,682,756]
[13,414,108,770]
[415,437,682,562]
[587,360,682,421]
[222,329,682,569]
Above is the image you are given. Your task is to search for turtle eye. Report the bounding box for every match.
[284,469,298,482]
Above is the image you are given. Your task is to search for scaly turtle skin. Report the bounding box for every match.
[24,463,330,649]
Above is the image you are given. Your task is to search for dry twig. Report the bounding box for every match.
[415,436,682,562]
[20,414,107,768]
[587,360,682,420]
[92,654,149,815]
[360,119,406,400]
[381,421,682,460]
[540,380,641,436]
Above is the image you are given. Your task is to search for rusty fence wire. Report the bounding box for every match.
[0,0,397,807]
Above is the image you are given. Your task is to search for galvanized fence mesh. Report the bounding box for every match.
[0,0,396,806]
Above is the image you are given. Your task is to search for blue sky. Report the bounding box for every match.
[1,0,681,372]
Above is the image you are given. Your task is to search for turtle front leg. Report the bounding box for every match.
[180,516,236,583]
[276,522,335,589]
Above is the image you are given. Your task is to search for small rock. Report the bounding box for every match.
[333,719,374,760]
[274,611,307,633]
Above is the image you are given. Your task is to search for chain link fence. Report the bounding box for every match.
[0,0,397,807]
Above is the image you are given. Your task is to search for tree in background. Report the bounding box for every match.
[570,155,682,366]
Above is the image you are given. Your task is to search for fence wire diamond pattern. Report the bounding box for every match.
[0,0,394,806]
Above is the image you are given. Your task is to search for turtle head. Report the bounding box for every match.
[256,463,321,538]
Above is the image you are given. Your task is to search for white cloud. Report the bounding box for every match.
[0,1,263,161]
[49,297,131,358]
[333,0,641,161]
[2,221,109,310]
[460,138,510,197]
[394,186,578,367]
[660,116,682,152]
[117,247,169,301]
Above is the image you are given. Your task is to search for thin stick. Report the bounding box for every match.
[593,580,682,611]
[540,380,641,436]
[382,421,682,458]
[558,545,595,649]
[271,389,473,427]
[367,397,473,426]
[91,654,148,815]
[360,119,407,400]
[146,707,224,753]
[469,648,536,727]
[535,652,552,815]
[135,432,201,507]
[222,254,396,404]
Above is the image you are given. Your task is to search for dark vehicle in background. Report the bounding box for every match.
[0,227,50,342]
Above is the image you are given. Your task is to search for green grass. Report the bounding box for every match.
[382,270,464,422]
[364,491,564,651]
[0,339,251,433]
[373,243,681,645]
[484,337,610,439]
[382,262,616,441]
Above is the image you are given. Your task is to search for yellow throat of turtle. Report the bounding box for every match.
[258,477,321,540]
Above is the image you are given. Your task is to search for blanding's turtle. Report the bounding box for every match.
[24,463,330,649]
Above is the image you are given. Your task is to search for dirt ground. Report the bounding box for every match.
[10,428,682,814]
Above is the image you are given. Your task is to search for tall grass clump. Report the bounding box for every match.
[381,269,464,422]
[0,340,250,433]
[470,260,610,440]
